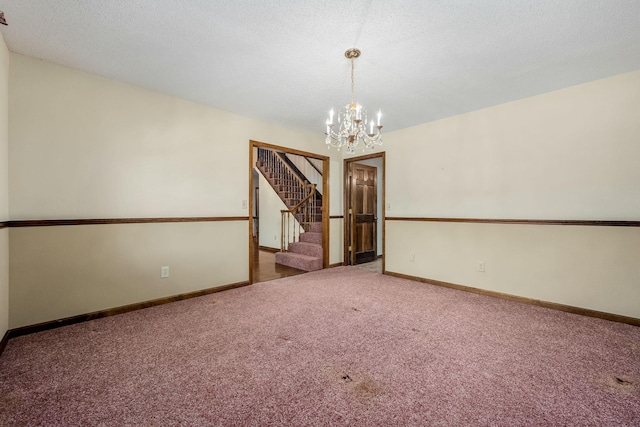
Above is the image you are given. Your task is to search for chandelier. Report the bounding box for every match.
[325,48,382,154]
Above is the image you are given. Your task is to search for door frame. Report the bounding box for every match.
[343,152,386,272]
[249,140,330,284]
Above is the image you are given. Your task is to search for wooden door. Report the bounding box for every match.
[348,163,377,265]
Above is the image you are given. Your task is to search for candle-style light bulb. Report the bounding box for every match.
[370,120,374,134]
[329,109,334,124]
[377,110,381,126]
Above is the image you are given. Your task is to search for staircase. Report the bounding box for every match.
[256,147,323,272]
[275,221,323,271]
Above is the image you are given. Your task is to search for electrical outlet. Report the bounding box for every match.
[161,266,170,278]
[478,262,485,273]
[386,202,391,210]
[409,252,415,262]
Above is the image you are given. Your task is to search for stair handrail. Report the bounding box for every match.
[304,156,323,176]
[257,147,308,206]
[280,183,317,252]
[257,147,308,188]
[282,183,316,215]
[273,151,309,192]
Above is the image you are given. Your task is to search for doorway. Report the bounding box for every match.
[249,140,330,284]
[344,152,385,271]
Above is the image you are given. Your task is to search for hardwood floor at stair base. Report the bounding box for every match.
[252,240,306,283]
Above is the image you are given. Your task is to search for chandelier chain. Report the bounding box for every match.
[350,56,355,106]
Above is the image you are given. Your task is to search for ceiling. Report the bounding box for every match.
[1,1,640,134]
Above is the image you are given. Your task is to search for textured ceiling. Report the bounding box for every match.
[1,1,640,134]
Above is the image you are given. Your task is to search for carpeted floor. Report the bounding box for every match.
[1,267,639,426]
[356,258,382,273]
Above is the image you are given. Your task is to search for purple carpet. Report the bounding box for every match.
[1,267,639,426]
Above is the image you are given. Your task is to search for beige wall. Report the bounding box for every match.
[385,70,640,219]
[9,53,338,220]
[0,230,7,334]
[387,221,640,318]
[257,170,291,250]
[328,157,344,265]
[384,70,640,318]
[8,53,341,328]
[0,34,9,337]
[329,217,343,265]
[9,222,247,328]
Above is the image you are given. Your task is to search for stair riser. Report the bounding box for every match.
[309,222,322,233]
[275,253,323,272]
[300,232,322,245]
[288,242,323,258]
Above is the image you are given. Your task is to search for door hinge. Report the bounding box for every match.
[348,246,352,252]
[348,208,352,214]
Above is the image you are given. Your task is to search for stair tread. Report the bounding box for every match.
[300,232,322,238]
[277,252,320,260]
[290,241,321,247]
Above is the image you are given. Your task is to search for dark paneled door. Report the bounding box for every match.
[348,163,377,265]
